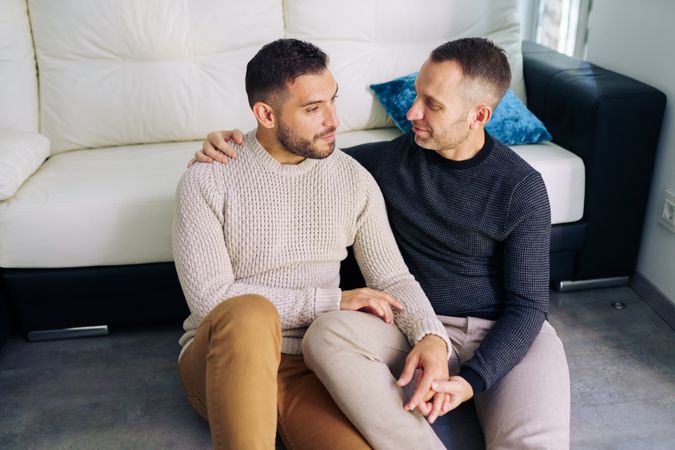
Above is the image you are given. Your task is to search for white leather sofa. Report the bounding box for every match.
[0,0,665,342]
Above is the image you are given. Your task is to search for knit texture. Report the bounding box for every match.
[173,131,449,358]
[344,131,551,392]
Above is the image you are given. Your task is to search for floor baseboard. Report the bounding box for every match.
[630,273,675,330]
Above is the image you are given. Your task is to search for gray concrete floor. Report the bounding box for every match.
[0,286,674,449]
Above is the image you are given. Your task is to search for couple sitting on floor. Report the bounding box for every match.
[172,37,570,450]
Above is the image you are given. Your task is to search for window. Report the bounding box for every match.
[522,0,593,58]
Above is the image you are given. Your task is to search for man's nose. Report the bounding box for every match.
[406,98,423,121]
[324,106,339,129]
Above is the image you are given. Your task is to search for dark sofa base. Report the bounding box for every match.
[3,263,188,333]
[550,221,587,282]
[0,277,14,349]
[2,221,588,336]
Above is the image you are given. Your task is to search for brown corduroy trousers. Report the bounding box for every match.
[178,294,371,450]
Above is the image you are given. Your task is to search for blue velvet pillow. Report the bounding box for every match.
[370,72,419,133]
[486,90,552,145]
[370,73,552,145]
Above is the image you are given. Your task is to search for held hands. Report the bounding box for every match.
[431,376,474,417]
[188,129,244,167]
[397,334,456,424]
[339,288,404,324]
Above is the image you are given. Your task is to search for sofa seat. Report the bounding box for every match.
[0,127,584,269]
[338,128,585,225]
[510,142,585,224]
[0,141,198,268]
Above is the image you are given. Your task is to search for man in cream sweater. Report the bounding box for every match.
[173,39,450,450]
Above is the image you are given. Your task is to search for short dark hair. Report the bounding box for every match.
[430,37,511,107]
[245,39,329,108]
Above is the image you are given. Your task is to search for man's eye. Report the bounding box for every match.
[331,95,338,103]
[307,107,319,113]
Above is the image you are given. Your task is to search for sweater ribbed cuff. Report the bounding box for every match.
[411,317,453,360]
[315,287,342,316]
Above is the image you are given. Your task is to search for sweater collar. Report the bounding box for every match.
[422,130,495,169]
[246,131,321,176]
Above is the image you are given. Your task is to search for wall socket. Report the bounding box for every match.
[659,189,675,233]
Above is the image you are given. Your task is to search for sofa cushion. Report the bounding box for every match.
[0,141,198,268]
[369,73,418,132]
[284,0,525,133]
[0,130,50,201]
[339,129,584,225]
[486,90,552,145]
[336,128,402,149]
[512,142,584,224]
[28,0,283,154]
[0,129,583,268]
[0,0,39,132]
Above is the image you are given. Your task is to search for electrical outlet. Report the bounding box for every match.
[659,189,675,233]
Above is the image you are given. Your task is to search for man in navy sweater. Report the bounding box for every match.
[193,38,570,449]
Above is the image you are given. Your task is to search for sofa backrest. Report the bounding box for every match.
[0,0,39,133]
[27,0,524,154]
[29,0,283,154]
[286,0,525,132]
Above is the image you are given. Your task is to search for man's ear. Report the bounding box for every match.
[252,101,277,129]
[469,104,492,129]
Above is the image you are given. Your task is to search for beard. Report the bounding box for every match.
[412,117,470,151]
[277,121,337,160]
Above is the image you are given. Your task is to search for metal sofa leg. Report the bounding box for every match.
[27,325,109,342]
[553,276,629,292]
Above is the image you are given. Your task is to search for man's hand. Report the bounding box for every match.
[340,288,404,324]
[397,334,450,423]
[432,376,474,416]
[188,129,244,167]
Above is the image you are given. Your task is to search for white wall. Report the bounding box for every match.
[585,0,675,303]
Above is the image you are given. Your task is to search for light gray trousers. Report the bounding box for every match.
[303,310,570,450]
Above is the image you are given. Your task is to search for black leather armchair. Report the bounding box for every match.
[523,42,667,286]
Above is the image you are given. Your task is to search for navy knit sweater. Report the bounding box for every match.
[344,131,551,393]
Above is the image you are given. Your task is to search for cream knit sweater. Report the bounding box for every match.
[173,131,449,358]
